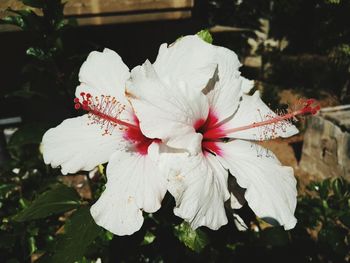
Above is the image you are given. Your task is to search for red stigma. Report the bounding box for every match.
[74,92,92,111]
[300,98,321,115]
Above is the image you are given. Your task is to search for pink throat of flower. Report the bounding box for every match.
[195,110,224,156]
[123,116,160,155]
[74,92,157,155]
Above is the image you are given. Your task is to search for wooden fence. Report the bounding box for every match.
[0,0,194,32]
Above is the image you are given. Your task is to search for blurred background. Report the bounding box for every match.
[0,1,349,262]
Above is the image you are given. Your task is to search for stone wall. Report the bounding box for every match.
[300,105,350,180]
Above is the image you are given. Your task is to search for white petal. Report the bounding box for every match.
[223,91,299,140]
[91,147,167,235]
[241,77,254,94]
[166,153,230,230]
[90,186,143,236]
[205,47,248,122]
[153,35,217,90]
[41,115,123,175]
[154,36,253,124]
[216,140,297,230]
[76,48,130,107]
[107,146,168,213]
[127,61,208,154]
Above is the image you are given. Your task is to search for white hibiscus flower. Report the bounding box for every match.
[41,49,169,236]
[41,36,221,235]
[126,35,320,231]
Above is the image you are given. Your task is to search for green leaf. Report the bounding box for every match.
[28,236,37,255]
[141,231,156,245]
[332,178,348,199]
[54,19,67,31]
[19,198,30,209]
[44,207,103,263]
[14,184,81,222]
[0,15,25,28]
[319,179,331,199]
[196,29,213,44]
[26,47,51,60]
[174,222,209,253]
[104,230,114,241]
[8,122,51,149]
[307,181,320,192]
[0,184,16,199]
[1,9,41,31]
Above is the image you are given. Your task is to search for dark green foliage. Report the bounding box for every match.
[207,0,263,58]
[14,184,81,222]
[41,207,104,263]
[294,178,350,262]
[7,123,51,160]
[266,54,348,100]
[2,150,349,263]
[266,1,350,103]
[208,0,271,29]
[0,0,86,122]
[209,0,350,103]
[270,0,350,54]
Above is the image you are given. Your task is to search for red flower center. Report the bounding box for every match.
[124,115,160,155]
[194,109,224,156]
